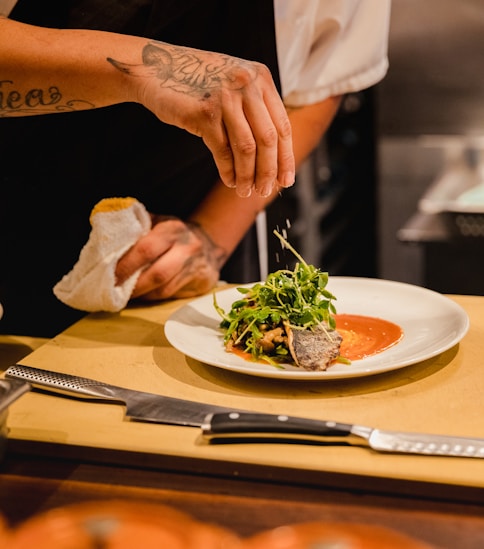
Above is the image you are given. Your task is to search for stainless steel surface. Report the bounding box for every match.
[377,0,484,290]
[368,429,484,458]
[379,0,484,137]
[5,365,240,427]
[0,378,30,414]
[202,412,484,459]
[0,377,30,461]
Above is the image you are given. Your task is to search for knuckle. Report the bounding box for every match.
[134,238,158,261]
[278,115,293,139]
[229,66,255,89]
[237,136,257,156]
[150,267,170,287]
[258,166,278,182]
[187,239,204,257]
[261,126,278,148]
[153,217,184,235]
[257,62,271,79]
[227,61,268,90]
[168,218,186,232]
[214,142,234,162]
[246,61,270,83]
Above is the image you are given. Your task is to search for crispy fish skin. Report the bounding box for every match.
[285,322,343,371]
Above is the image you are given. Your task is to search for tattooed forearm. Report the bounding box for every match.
[0,79,95,117]
[108,40,259,98]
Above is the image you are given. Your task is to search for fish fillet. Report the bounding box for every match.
[286,322,342,371]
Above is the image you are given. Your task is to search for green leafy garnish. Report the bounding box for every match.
[213,230,337,365]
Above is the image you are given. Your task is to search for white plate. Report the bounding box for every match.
[164,277,469,380]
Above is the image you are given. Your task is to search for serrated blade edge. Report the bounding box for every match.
[369,429,484,458]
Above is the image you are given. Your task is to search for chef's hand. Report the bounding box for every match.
[115,216,227,300]
[109,40,295,198]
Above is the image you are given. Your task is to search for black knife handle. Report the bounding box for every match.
[5,365,122,401]
[202,412,353,442]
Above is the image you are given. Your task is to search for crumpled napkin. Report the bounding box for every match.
[53,197,151,312]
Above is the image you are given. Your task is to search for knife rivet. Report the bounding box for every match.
[229,412,240,419]
[277,415,289,422]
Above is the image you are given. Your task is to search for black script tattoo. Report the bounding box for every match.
[0,80,95,117]
[108,41,259,98]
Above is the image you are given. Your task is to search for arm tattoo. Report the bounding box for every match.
[0,79,95,117]
[188,221,228,270]
[108,40,259,99]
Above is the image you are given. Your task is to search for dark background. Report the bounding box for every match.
[271,0,484,295]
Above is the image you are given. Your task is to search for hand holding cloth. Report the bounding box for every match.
[53,197,151,312]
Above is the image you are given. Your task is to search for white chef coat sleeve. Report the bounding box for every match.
[275,0,391,107]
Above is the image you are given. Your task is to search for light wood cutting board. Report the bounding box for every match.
[2,290,484,502]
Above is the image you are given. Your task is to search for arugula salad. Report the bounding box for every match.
[213,231,340,368]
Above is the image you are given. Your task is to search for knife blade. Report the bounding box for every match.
[5,365,239,427]
[7,366,484,459]
[0,378,30,414]
[201,412,484,459]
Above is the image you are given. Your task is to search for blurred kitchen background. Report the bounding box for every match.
[267,0,484,295]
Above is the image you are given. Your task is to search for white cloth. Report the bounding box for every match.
[275,0,391,107]
[53,198,151,313]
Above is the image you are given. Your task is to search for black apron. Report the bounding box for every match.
[0,0,281,336]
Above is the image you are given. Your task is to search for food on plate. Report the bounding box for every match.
[336,313,403,361]
[286,322,342,371]
[214,231,343,371]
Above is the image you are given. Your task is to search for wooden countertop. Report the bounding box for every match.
[3,291,484,496]
[1,288,484,547]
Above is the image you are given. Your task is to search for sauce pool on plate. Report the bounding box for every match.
[335,314,403,361]
[230,314,403,366]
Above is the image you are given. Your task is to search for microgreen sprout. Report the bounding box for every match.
[213,230,337,365]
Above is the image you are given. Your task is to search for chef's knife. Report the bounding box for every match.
[7,365,484,459]
[201,412,484,459]
[5,364,240,427]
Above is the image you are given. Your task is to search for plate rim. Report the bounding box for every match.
[164,277,469,380]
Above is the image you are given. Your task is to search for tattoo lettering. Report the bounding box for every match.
[108,41,258,98]
[0,80,94,117]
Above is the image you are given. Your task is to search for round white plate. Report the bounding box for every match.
[164,277,469,380]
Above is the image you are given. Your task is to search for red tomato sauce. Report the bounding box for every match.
[229,315,403,365]
[231,348,257,362]
[335,314,403,361]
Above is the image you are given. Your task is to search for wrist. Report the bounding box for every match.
[187,221,228,270]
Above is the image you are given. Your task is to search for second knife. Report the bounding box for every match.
[5,364,240,427]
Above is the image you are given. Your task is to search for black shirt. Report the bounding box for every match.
[0,0,281,336]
